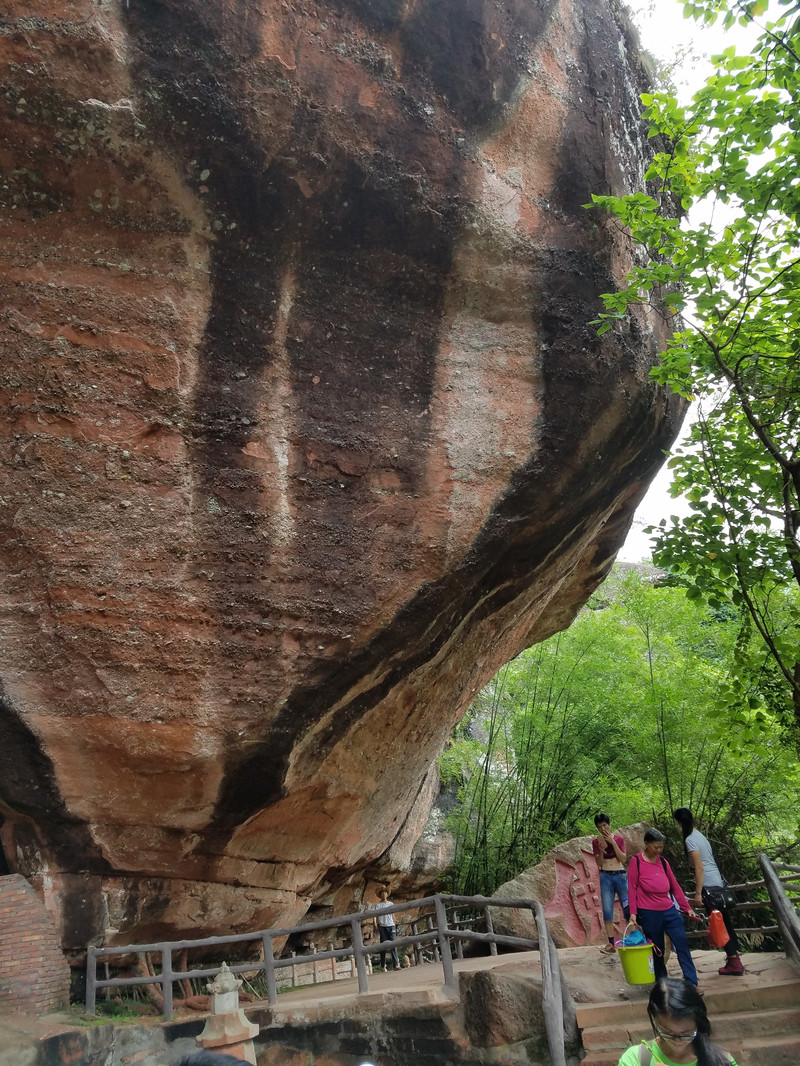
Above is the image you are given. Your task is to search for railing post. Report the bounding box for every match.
[350,917,369,994]
[483,906,498,956]
[86,945,98,1015]
[261,932,278,1005]
[453,908,464,959]
[531,901,566,1066]
[434,895,455,991]
[160,944,174,1020]
[553,936,579,1047]
[426,914,440,960]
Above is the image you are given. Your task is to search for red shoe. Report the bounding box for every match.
[718,954,744,975]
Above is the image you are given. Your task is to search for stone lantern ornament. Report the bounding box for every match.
[196,962,258,1064]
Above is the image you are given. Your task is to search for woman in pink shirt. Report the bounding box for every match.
[628,828,700,988]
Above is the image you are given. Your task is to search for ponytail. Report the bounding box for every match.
[672,807,694,851]
[693,1032,732,1066]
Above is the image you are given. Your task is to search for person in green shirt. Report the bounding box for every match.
[617,978,736,1066]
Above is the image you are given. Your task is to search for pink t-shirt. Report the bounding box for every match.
[628,852,691,913]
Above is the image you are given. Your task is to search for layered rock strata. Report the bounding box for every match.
[0,0,682,953]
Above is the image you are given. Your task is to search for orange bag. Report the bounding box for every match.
[708,909,730,949]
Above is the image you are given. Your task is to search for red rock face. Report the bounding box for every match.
[0,0,682,952]
[492,826,647,948]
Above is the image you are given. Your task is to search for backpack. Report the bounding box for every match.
[635,852,669,878]
[635,853,677,909]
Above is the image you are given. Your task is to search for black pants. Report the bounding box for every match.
[702,887,739,956]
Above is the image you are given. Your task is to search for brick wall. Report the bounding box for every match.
[0,873,70,1013]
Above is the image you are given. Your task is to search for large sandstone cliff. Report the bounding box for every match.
[0,0,683,956]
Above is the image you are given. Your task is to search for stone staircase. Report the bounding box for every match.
[577,960,800,1065]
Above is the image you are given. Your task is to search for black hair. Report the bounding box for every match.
[174,1053,247,1065]
[673,806,695,844]
[648,978,730,1066]
[643,827,665,844]
[594,812,610,826]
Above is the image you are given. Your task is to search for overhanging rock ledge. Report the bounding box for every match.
[0,0,683,954]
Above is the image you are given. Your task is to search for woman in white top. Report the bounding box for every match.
[673,808,742,976]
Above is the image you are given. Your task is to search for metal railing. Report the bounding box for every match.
[86,893,575,1065]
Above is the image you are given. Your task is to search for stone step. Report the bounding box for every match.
[722,1005,800,1039]
[736,1031,800,1066]
[581,1023,644,1050]
[582,1030,800,1066]
[703,977,800,1016]
[575,977,800,1029]
[580,1050,622,1066]
[576,952,800,1066]
[580,1006,800,1052]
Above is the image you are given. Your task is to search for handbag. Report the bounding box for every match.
[704,884,737,910]
[708,909,730,949]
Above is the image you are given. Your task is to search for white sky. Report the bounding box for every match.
[616,0,767,562]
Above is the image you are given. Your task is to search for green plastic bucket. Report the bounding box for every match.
[615,940,655,985]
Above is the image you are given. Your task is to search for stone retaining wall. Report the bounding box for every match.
[16,968,570,1066]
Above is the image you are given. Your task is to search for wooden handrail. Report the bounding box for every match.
[684,860,800,946]
[686,925,780,940]
[759,853,800,970]
[727,873,800,891]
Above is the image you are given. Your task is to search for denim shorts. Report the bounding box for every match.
[600,869,629,921]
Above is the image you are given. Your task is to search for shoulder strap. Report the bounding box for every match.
[637,1042,652,1066]
[634,853,669,879]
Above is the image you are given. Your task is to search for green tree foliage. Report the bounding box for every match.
[442,572,798,897]
[588,0,800,738]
